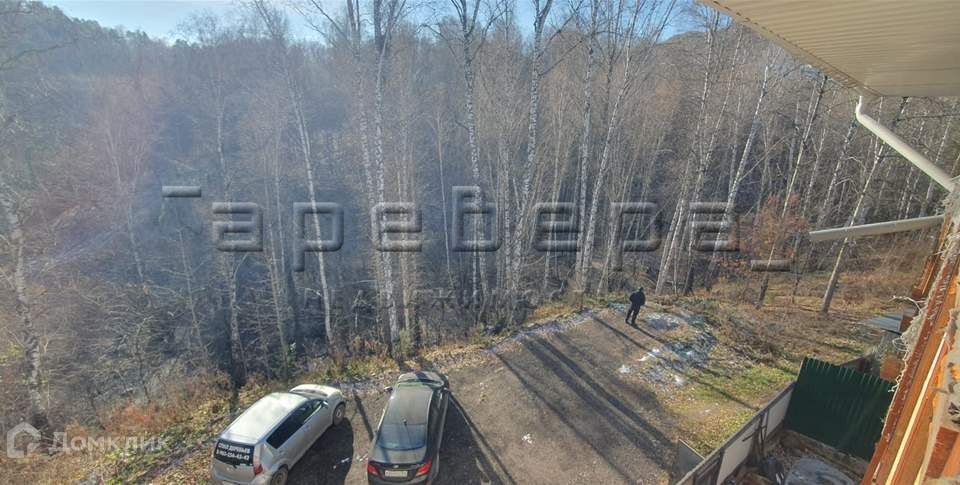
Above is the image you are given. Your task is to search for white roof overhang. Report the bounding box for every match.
[698,0,960,97]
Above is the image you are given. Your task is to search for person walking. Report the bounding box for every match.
[626,287,645,327]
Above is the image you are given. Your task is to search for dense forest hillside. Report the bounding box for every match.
[0,0,955,439]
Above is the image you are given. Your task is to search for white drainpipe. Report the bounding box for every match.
[809,214,943,242]
[807,96,955,243]
[855,94,956,192]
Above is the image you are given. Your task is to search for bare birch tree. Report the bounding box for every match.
[820,97,909,313]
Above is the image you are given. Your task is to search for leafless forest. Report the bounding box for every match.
[1,0,957,434]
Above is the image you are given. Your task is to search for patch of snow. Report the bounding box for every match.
[608,302,629,312]
[487,309,597,354]
[619,365,632,374]
[645,312,687,331]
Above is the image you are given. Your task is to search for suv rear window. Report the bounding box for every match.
[214,439,254,466]
[266,402,316,449]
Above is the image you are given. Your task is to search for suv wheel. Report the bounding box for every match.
[270,466,288,485]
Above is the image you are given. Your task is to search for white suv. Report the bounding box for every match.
[211,384,346,485]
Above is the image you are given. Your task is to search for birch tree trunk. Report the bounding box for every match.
[800,99,830,217]
[657,11,716,294]
[256,1,335,352]
[271,118,302,345]
[290,77,334,348]
[821,97,908,313]
[0,187,48,430]
[433,110,454,289]
[177,229,208,365]
[209,63,245,388]
[261,155,289,374]
[455,0,488,301]
[574,1,599,293]
[581,0,668,293]
[372,43,401,354]
[707,63,769,276]
[599,133,651,291]
[543,88,567,291]
[791,103,832,300]
[681,24,742,294]
[815,119,856,229]
[506,0,554,306]
[367,0,407,353]
[299,0,402,352]
[656,161,691,293]
[755,74,826,308]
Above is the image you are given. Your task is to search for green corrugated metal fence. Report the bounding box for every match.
[784,357,894,460]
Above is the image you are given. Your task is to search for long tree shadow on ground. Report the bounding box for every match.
[521,337,673,463]
[352,390,375,442]
[287,418,355,485]
[440,395,517,485]
[591,314,758,410]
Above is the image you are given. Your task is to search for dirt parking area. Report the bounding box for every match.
[151,294,878,485]
[287,310,687,485]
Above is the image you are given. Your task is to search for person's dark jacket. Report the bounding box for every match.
[629,290,645,306]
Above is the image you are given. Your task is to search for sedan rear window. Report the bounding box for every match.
[377,423,427,450]
[214,439,254,466]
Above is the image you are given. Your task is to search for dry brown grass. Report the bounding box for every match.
[660,260,919,454]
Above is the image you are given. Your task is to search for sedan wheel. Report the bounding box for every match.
[270,467,288,485]
[333,403,346,426]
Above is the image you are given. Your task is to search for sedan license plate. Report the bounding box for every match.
[383,469,407,478]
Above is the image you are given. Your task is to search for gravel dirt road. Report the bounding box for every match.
[287,309,678,485]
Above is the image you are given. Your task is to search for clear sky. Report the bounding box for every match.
[45,0,522,41]
[47,1,242,40]
[44,0,510,41]
[44,0,684,43]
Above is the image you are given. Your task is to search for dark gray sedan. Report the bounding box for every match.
[366,371,450,484]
